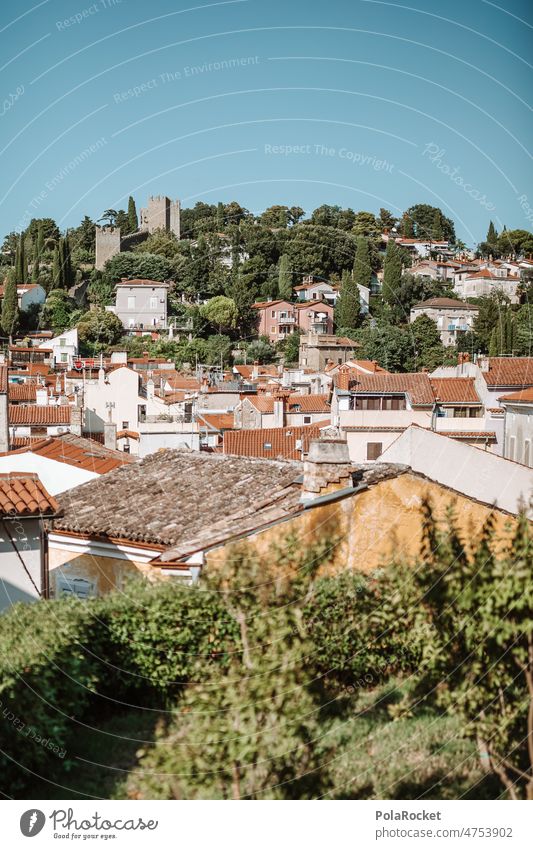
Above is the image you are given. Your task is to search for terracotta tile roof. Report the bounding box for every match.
[0,366,7,394]
[441,431,496,440]
[0,473,58,517]
[8,382,38,402]
[483,358,533,387]
[9,346,52,353]
[430,378,481,404]
[161,390,189,405]
[498,387,533,403]
[116,429,140,440]
[252,299,289,309]
[198,413,235,431]
[164,375,201,391]
[336,372,434,406]
[411,298,478,310]
[8,405,71,425]
[223,422,326,460]
[54,450,301,548]
[337,360,390,375]
[248,393,330,413]
[233,364,279,379]
[3,433,135,474]
[293,300,334,310]
[466,270,517,281]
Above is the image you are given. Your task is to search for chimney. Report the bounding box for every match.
[252,361,259,380]
[36,387,48,406]
[104,420,117,450]
[273,392,286,428]
[302,437,351,501]
[70,405,83,437]
[146,378,155,402]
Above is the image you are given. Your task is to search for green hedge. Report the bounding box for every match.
[0,581,238,794]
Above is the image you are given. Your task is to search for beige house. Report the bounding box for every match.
[299,332,361,370]
[410,297,478,346]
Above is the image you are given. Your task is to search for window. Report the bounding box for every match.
[366,442,383,460]
[59,338,66,347]
[122,421,129,429]
[271,311,276,318]
[127,296,135,309]
[303,415,312,424]
[524,440,531,467]
[123,444,130,454]
[271,326,276,333]
[56,576,95,600]
[60,353,68,363]
[150,296,158,310]
[263,442,272,450]
[509,436,516,461]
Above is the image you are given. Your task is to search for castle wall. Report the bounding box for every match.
[95,226,121,270]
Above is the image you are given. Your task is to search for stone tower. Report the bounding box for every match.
[95,226,121,271]
[139,196,180,239]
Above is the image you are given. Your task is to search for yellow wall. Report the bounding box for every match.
[48,473,519,595]
[205,472,517,575]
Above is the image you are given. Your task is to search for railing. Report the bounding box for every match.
[277,315,296,324]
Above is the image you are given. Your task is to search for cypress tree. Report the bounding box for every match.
[31,241,40,282]
[382,238,403,307]
[52,244,62,288]
[63,232,73,289]
[216,202,225,231]
[400,212,415,237]
[127,196,138,232]
[431,209,444,240]
[487,221,498,244]
[1,269,19,340]
[353,236,372,290]
[335,269,360,330]
[15,234,27,283]
[37,222,44,256]
[277,254,292,300]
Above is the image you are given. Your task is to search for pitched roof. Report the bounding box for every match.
[223,422,327,460]
[411,298,478,310]
[0,473,58,517]
[247,393,330,413]
[8,382,38,402]
[498,387,533,403]
[430,378,481,404]
[8,405,71,425]
[198,413,235,431]
[53,450,301,548]
[252,299,291,309]
[5,432,135,474]
[482,358,533,387]
[336,372,435,406]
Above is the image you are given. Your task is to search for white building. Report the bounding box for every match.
[39,327,78,369]
[498,387,533,467]
[409,297,478,346]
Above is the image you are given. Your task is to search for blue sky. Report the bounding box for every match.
[1,0,531,246]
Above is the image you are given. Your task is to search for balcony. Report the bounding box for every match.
[277,314,296,324]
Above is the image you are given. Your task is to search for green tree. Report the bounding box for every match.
[40,289,78,334]
[52,244,62,289]
[15,234,27,283]
[126,532,337,800]
[382,238,403,308]
[127,196,138,232]
[1,268,19,339]
[409,314,445,370]
[31,240,40,283]
[260,205,290,228]
[473,293,511,351]
[353,236,373,291]
[277,253,292,300]
[404,204,455,242]
[377,208,397,231]
[353,322,412,371]
[352,211,379,238]
[278,328,301,365]
[335,269,360,330]
[414,502,533,799]
[200,296,238,334]
[246,337,277,364]
[77,309,124,352]
[486,221,498,245]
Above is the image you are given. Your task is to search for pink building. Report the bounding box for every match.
[253,299,334,344]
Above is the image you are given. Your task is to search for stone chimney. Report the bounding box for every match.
[70,404,83,437]
[273,392,286,428]
[104,420,117,450]
[252,361,260,380]
[302,437,352,501]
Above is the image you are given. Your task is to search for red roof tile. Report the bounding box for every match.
[248,393,330,414]
[3,433,134,474]
[198,413,235,431]
[483,358,533,387]
[430,378,481,404]
[8,382,38,402]
[8,405,71,425]
[498,387,533,403]
[336,372,434,406]
[0,473,58,516]
[223,423,327,460]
